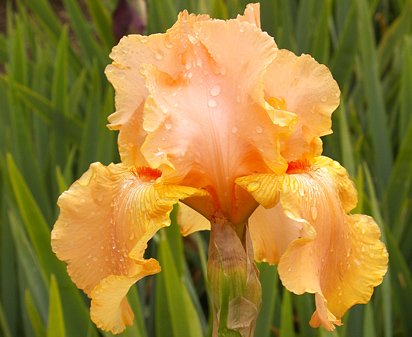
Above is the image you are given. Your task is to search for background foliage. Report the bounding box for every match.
[0,0,411,336]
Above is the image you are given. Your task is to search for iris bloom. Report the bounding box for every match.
[51,3,388,335]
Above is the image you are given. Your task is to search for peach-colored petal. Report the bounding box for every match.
[264,50,340,161]
[177,202,210,236]
[248,205,315,264]
[51,162,206,332]
[237,3,261,28]
[236,156,388,330]
[140,18,288,223]
[105,11,210,167]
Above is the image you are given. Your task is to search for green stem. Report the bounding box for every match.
[207,217,261,337]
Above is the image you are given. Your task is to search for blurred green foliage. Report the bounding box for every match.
[0,0,412,336]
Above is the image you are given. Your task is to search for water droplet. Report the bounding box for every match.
[231,126,238,134]
[320,96,327,103]
[165,122,172,130]
[140,36,148,43]
[208,99,217,108]
[236,95,241,103]
[247,181,260,192]
[239,26,245,33]
[361,246,365,253]
[185,62,192,70]
[210,85,221,97]
[187,34,196,44]
[196,58,203,67]
[288,267,292,272]
[129,232,135,240]
[220,67,227,75]
[172,92,177,97]
[255,126,263,134]
[154,51,163,60]
[310,206,318,220]
[165,41,173,49]
[187,72,193,79]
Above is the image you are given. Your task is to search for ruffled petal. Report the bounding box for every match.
[105,11,210,167]
[51,163,206,333]
[140,17,288,223]
[264,50,340,161]
[248,205,315,264]
[236,156,388,330]
[177,202,210,236]
[236,3,261,28]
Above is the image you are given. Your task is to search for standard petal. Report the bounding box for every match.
[264,50,340,161]
[140,18,288,223]
[106,11,210,167]
[237,156,388,330]
[51,162,206,332]
[236,3,262,28]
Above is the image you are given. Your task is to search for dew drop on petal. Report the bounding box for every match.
[320,96,327,103]
[165,122,172,130]
[210,85,221,97]
[185,62,192,70]
[231,126,238,134]
[208,99,217,108]
[247,181,260,192]
[255,126,263,134]
[154,51,164,60]
[310,206,318,220]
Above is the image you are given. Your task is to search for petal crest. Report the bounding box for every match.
[236,156,388,330]
[51,162,206,332]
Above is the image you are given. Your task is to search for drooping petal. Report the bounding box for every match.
[264,50,340,161]
[140,17,289,223]
[51,163,206,333]
[236,156,388,330]
[248,205,315,264]
[105,11,210,167]
[177,202,210,236]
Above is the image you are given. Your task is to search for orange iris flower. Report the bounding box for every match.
[51,3,388,334]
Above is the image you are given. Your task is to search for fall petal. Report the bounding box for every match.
[237,156,388,330]
[141,18,287,222]
[264,50,340,161]
[51,162,206,332]
[249,205,314,264]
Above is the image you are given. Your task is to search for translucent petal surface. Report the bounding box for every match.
[105,12,210,167]
[237,156,388,330]
[140,17,287,223]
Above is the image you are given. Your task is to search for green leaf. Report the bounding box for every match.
[25,291,47,337]
[356,0,393,188]
[156,230,203,337]
[47,275,66,337]
[279,291,295,337]
[255,264,278,337]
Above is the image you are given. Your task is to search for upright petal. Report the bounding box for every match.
[51,163,206,333]
[140,18,288,223]
[106,11,210,167]
[236,157,388,330]
[264,50,340,161]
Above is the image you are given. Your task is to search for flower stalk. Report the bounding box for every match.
[207,217,261,337]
